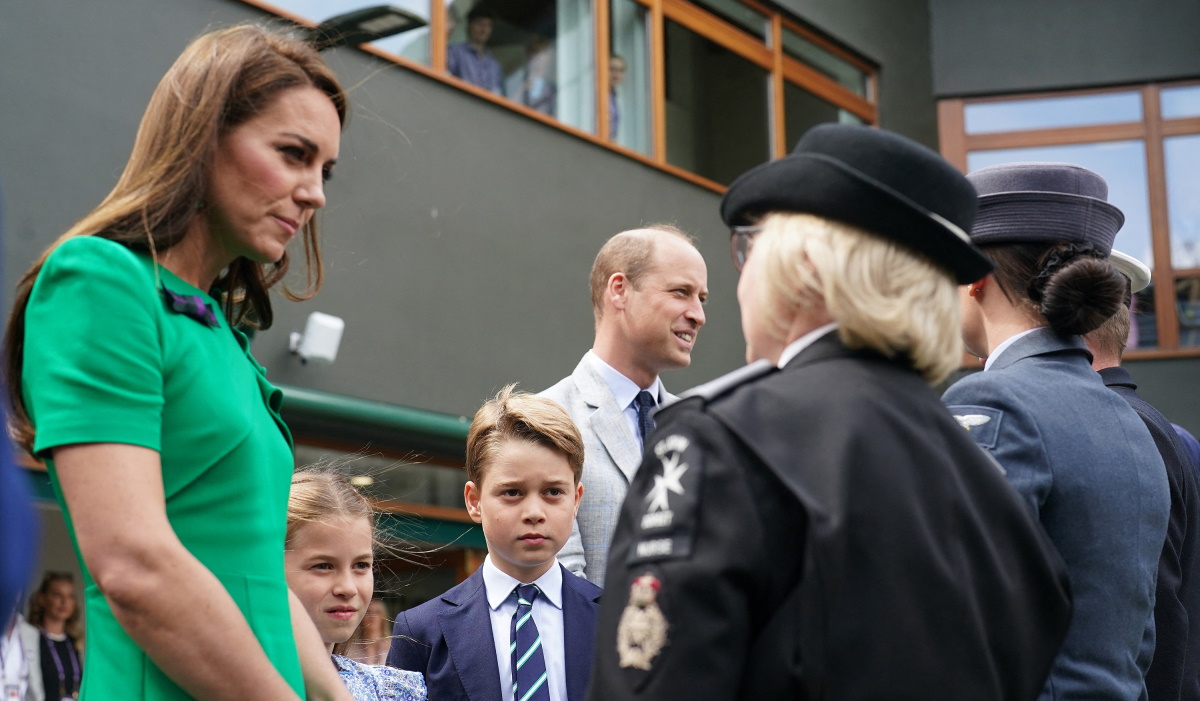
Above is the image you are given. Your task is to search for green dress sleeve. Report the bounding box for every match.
[24,236,165,456]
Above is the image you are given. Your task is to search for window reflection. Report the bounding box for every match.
[1164,135,1200,269]
[269,0,433,64]
[964,92,1141,134]
[446,1,595,132]
[784,82,864,149]
[967,141,1153,269]
[1131,281,1157,350]
[691,0,768,38]
[610,0,651,155]
[1179,275,1200,347]
[665,19,770,185]
[781,29,869,98]
[1162,85,1200,120]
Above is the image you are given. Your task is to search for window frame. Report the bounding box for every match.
[238,0,878,192]
[939,80,1200,359]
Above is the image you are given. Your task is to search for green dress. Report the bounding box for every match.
[22,236,305,699]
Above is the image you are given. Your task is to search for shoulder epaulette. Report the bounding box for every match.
[665,359,777,411]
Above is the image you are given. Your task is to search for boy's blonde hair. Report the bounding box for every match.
[466,384,584,485]
[749,212,963,385]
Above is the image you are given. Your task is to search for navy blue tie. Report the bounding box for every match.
[634,390,657,444]
[510,584,550,701]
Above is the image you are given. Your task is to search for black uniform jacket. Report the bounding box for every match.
[1100,365,1200,701]
[587,332,1073,701]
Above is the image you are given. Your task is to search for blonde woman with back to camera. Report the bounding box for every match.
[5,25,355,701]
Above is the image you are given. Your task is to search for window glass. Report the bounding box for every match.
[270,0,432,64]
[967,141,1153,271]
[1131,280,1157,350]
[691,0,768,39]
[784,82,864,149]
[447,1,595,132]
[781,29,869,98]
[1162,85,1200,120]
[664,19,770,185]
[1178,275,1200,346]
[964,92,1142,134]
[610,0,652,155]
[1165,135,1200,269]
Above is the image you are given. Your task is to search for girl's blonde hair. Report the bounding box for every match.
[749,212,963,384]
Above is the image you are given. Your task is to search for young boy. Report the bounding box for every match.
[387,385,602,701]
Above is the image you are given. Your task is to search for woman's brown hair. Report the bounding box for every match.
[27,572,84,646]
[4,24,347,452]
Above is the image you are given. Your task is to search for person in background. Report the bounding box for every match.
[286,470,427,701]
[346,599,392,667]
[447,6,504,95]
[27,573,83,701]
[609,54,626,141]
[388,386,601,701]
[588,123,1072,700]
[1176,424,1200,474]
[4,25,354,701]
[2,607,41,701]
[1084,250,1200,701]
[514,36,556,117]
[944,162,1169,700]
[540,225,707,587]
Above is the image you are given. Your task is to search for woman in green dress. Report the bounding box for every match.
[4,25,356,701]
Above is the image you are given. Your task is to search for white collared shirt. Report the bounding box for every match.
[984,327,1043,371]
[483,556,568,701]
[776,322,840,369]
[584,350,664,452]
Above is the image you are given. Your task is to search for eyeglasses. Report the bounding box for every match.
[730,225,762,272]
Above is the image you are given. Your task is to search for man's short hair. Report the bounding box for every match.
[589,224,695,319]
[466,6,496,23]
[466,384,584,485]
[1085,296,1133,363]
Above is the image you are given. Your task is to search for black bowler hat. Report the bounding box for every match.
[966,162,1124,255]
[720,123,992,284]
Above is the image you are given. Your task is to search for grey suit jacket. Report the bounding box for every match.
[540,354,675,586]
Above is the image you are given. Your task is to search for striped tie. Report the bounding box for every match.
[510,584,550,701]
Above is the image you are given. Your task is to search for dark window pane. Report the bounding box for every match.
[1131,281,1158,350]
[1162,86,1200,119]
[964,92,1141,134]
[690,0,767,38]
[781,29,869,97]
[664,20,770,185]
[1164,135,1200,269]
[1179,276,1200,347]
[784,83,864,149]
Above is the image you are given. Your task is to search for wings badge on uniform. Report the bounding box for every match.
[954,413,992,431]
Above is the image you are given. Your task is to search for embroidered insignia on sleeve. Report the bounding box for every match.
[617,573,668,670]
[946,405,1003,449]
[628,433,702,564]
[954,413,991,430]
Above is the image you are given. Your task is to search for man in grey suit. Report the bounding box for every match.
[541,225,708,586]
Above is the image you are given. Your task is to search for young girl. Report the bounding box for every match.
[286,471,426,701]
[28,572,83,700]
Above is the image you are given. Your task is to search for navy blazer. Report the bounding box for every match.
[1100,365,1200,701]
[944,329,1169,701]
[386,564,602,701]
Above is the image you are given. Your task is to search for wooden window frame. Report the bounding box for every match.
[238,0,878,192]
[939,80,1200,360]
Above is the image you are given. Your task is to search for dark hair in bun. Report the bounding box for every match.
[982,242,1126,336]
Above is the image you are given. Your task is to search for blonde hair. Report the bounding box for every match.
[27,572,84,646]
[750,213,962,384]
[466,384,584,486]
[6,25,346,452]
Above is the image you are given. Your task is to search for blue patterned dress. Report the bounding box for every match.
[333,655,426,701]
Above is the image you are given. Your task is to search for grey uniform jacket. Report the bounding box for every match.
[540,354,674,587]
[944,328,1169,701]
